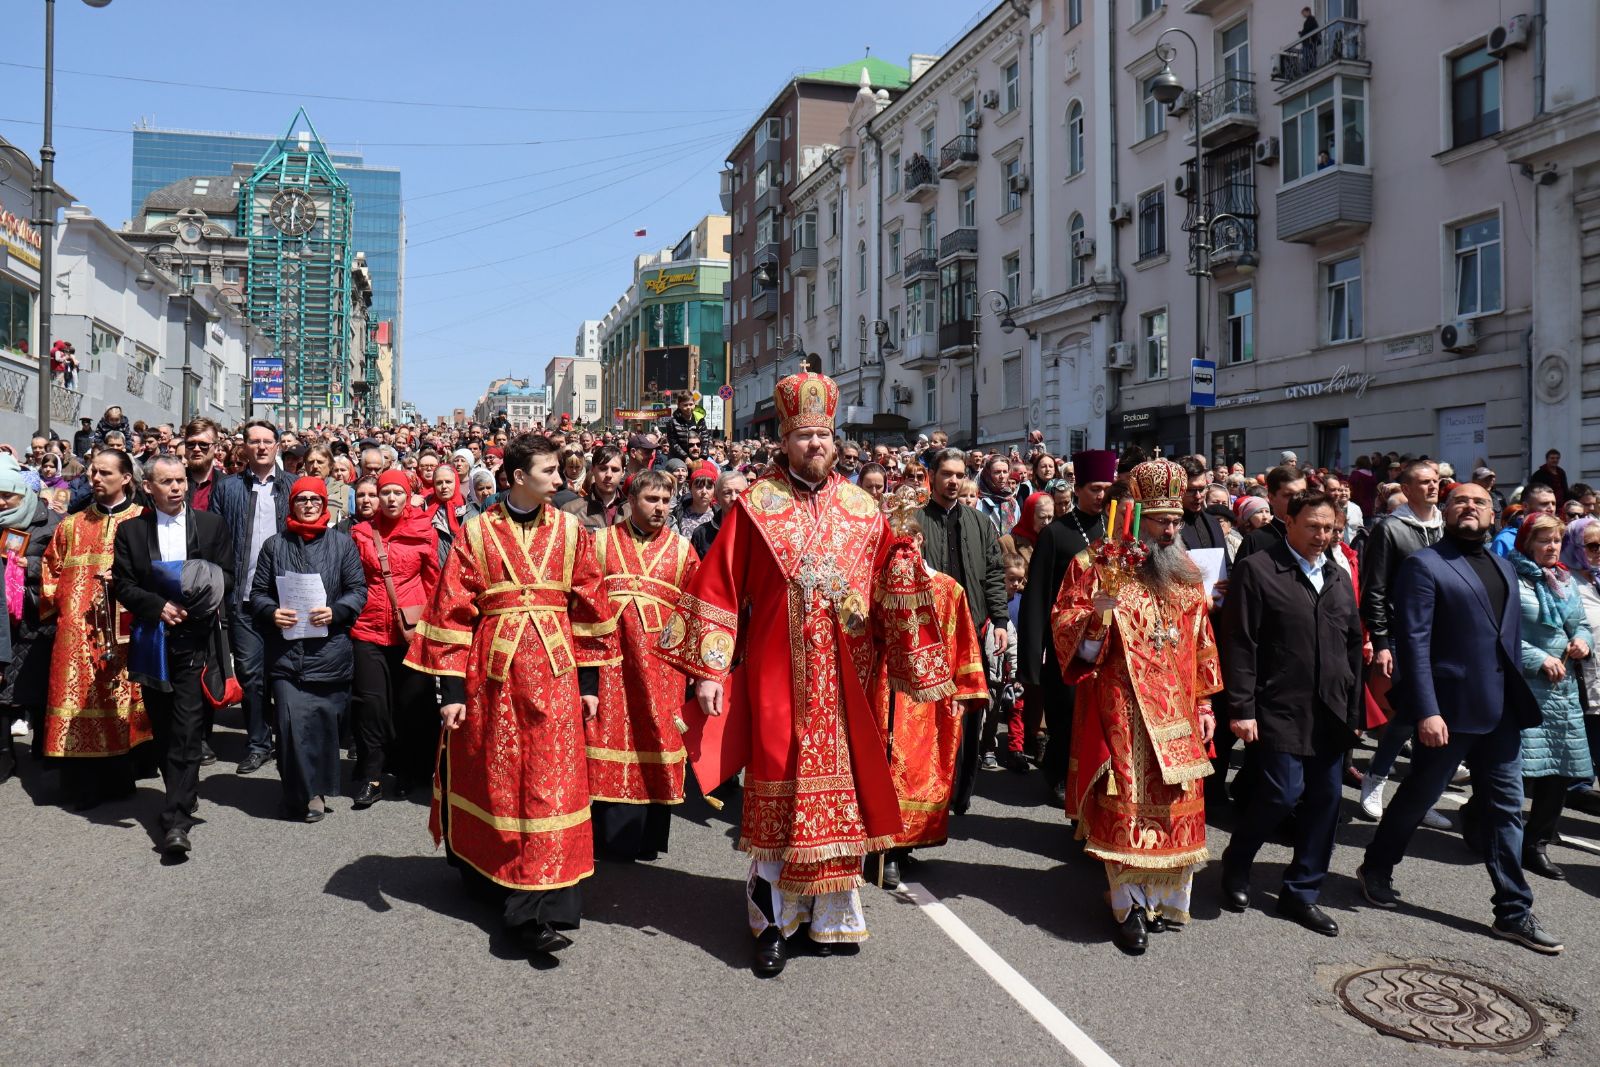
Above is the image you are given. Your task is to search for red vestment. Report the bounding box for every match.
[582,523,697,805]
[871,570,988,848]
[406,504,615,891]
[40,503,150,759]
[1052,551,1222,872]
[656,467,949,895]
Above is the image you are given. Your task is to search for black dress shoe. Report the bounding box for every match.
[1276,897,1339,937]
[236,751,270,775]
[352,782,383,809]
[1222,881,1250,913]
[752,928,786,977]
[1113,909,1148,954]
[1523,846,1566,881]
[519,923,573,955]
[879,855,901,889]
[161,827,191,856]
[199,741,217,767]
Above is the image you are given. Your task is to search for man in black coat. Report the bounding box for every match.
[114,456,234,857]
[1016,449,1116,799]
[1219,490,1363,936]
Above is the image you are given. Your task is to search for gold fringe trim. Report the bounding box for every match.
[875,589,937,612]
[1107,863,1198,889]
[738,833,898,864]
[1086,843,1211,870]
[1159,760,1214,786]
[1148,719,1193,742]
[892,679,956,703]
[777,874,864,895]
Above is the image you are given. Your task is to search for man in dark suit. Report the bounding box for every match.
[1234,465,1305,561]
[1178,457,1227,557]
[1219,490,1363,936]
[1016,449,1116,801]
[114,455,234,857]
[1356,483,1560,954]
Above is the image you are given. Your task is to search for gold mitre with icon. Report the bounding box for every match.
[1127,458,1189,516]
[774,372,839,437]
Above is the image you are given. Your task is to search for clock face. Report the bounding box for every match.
[179,222,203,245]
[269,190,318,236]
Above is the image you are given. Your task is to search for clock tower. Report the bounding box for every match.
[240,110,354,428]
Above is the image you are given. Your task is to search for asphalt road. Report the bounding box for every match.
[4,727,1597,1066]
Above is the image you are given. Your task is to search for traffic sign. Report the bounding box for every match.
[1189,358,1217,409]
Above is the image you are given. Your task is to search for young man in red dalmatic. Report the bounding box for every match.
[656,372,952,978]
[407,433,616,962]
[580,469,698,860]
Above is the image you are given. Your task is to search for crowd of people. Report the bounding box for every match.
[3,384,1598,974]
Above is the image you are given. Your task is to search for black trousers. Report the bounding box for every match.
[1524,775,1576,850]
[350,639,438,784]
[950,706,986,813]
[1223,746,1344,905]
[1039,669,1075,788]
[142,646,206,833]
[592,800,672,859]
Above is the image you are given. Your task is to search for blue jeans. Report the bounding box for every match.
[1224,746,1343,905]
[230,609,274,756]
[1364,714,1533,923]
[1367,717,1413,779]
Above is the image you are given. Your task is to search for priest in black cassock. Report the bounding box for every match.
[1016,449,1118,804]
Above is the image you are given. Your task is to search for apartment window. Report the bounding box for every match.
[1139,74,1165,140]
[222,266,241,284]
[134,344,157,373]
[1002,59,1020,113]
[754,163,772,197]
[1001,157,1022,214]
[889,306,901,342]
[924,374,937,423]
[210,358,225,406]
[828,199,839,237]
[1453,215,1502,317]
[1003,253,1021,306]
[757,116,781,151]
[920,209,938,252]
[1067,101,1085,175]
[1141,308,1169,379]
[1136,0,1161,19]
[1068,213,1086,287]
[940,260,977,325]
[90,323,121,359]
[959,184,976,227]
[584,399,598,415]
[1221,19,1250,85]
[856,240,868,291]
[794,210,816,251]
[1223,286,1254,364]
[858,316,869,361]
[805,279,817,319]
[858,148,867,187]
[888,149,901,194]
[907,279,935,334]
[1324,254,1363,343]
[1068,0,1082,28]
[585,373,597,389]
[960,93,978,130]
[888,229,902,274]
[756,210,776,248]
[1137,188,1165,259]
[920,124,936,161]
[1002,354,1023,409]
[1282,77,1366,182]
[827,267,840,307]
[1450,46,1502,147]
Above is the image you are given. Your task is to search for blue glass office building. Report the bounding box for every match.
[131,124,403,382]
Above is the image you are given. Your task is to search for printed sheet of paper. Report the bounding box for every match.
[277,572,329,640]
[1189,548,1226,604]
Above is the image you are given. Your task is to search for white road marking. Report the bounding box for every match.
[899,881,1123,1067]
[1558,832,1600,856]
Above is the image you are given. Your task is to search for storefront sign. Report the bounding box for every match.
[1216,392,1261,409]
[0,209,42,269]
[642,269,698,296]
[250,357,284,401]
[614,407,670,421]
[1383,331,1435,361]
[1119,409,1155,429]
[1282,363,1376,401]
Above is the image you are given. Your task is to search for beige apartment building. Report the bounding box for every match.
[747,0,1591,478]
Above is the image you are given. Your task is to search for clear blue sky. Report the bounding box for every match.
[2,0,991,417]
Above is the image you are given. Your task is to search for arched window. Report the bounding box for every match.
[1067,101,1085,176]
[858,315,869,362]
[1068,213,1085,288]
[856,240,868,292]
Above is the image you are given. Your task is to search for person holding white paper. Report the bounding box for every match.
[249,477,367,822]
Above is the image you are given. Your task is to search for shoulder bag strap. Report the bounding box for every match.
[373,527,404,615]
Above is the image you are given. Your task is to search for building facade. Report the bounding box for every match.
[544,355,603,428]
[574,320,600,362]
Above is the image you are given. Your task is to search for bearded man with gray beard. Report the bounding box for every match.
[1050,459,1223,955]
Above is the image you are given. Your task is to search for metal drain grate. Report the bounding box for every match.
[1335,965,1545,1053]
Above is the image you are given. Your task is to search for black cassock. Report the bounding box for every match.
[1015,509,1105,792]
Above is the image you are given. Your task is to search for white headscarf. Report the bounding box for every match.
[0,454,38,529]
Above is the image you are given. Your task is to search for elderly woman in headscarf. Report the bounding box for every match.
[449,448,474,486]
[428,462,471,566]
[975,455,1020,534]
[999,491,1055,569]
[0,454,63,739]
[467,467,497,516]
[250,477,367,822]
[1561,516,1600,815]
[1510,513,1594,880]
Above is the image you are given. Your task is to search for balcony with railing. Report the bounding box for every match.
[900,329,941,370]
[790,239,816,274]
[938,134,979,177]
[937,227,978,263]
[904,154,938,202]
[754,240,782,269]
[1271,18,1368,90]
[902,247,938,282]
[755,185,784,218]
[939,318,975,354]
[752,287,780,320]
[1186,73,1257,145]
[125,364,148,398]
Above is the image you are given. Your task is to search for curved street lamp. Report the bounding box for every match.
[134,243,201,422]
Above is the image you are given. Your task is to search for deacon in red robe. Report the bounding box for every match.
[406,433,615,961]
[581,469,698,860]
[1052,459,1222,956]
[656,372,951,978]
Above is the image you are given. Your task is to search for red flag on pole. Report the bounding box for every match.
[633,228,647,237]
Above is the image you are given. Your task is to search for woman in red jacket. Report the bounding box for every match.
[348,470,441,808]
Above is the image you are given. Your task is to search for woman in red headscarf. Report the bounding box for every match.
[348,470,441,809]
[429,464,469,566]
[248,477,369,821]
[999,491,1057,569]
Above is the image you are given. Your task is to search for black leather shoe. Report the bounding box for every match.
[1523,846,1566,881]
[1222,880,1250,913]
[1493,912,1563,955]
[1113,909,1148,954]
[161,827,191,856]
[753,928,786,977]
[519,924,573,955]
[879,855,901,890]
[352,782,383,809]
[199,741,217,767]
[236,751,270,775]
[1276,897,1339,937]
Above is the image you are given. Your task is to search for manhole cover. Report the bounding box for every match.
[1336,965,1545,1053]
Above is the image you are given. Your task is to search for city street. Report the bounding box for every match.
[5,727,1598,1065]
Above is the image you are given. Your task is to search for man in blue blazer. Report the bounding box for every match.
[1357,483,1559,954]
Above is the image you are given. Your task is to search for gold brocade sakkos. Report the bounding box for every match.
[1051,550,1222,871]
[39,503,150,759]
[579,522,698,805]
[406,503,616,892]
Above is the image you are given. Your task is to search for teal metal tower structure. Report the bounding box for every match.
[240,110,354,428]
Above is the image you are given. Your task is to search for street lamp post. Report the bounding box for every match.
[134,244,200,423]
[34,0,112,438]
[972,288,1035,451]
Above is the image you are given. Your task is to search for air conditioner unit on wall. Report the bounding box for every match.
[1488,15,1531,56]
[1109,202,1133,225]
[1008,171,1031,194]
[1073,236,1096,259]
[1441,319,1479,353]
[1174,171,1197,197]
[1106,342,1134,370]
[1165,90,1193,118]
[891,383,913,404]
[1254,136,1280,165]
[982,89,1000,110]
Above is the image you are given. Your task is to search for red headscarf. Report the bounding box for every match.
[372,470,426,538]
[1011,492,1051,548]
[285,476,331,541]
[430,469,467,537]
